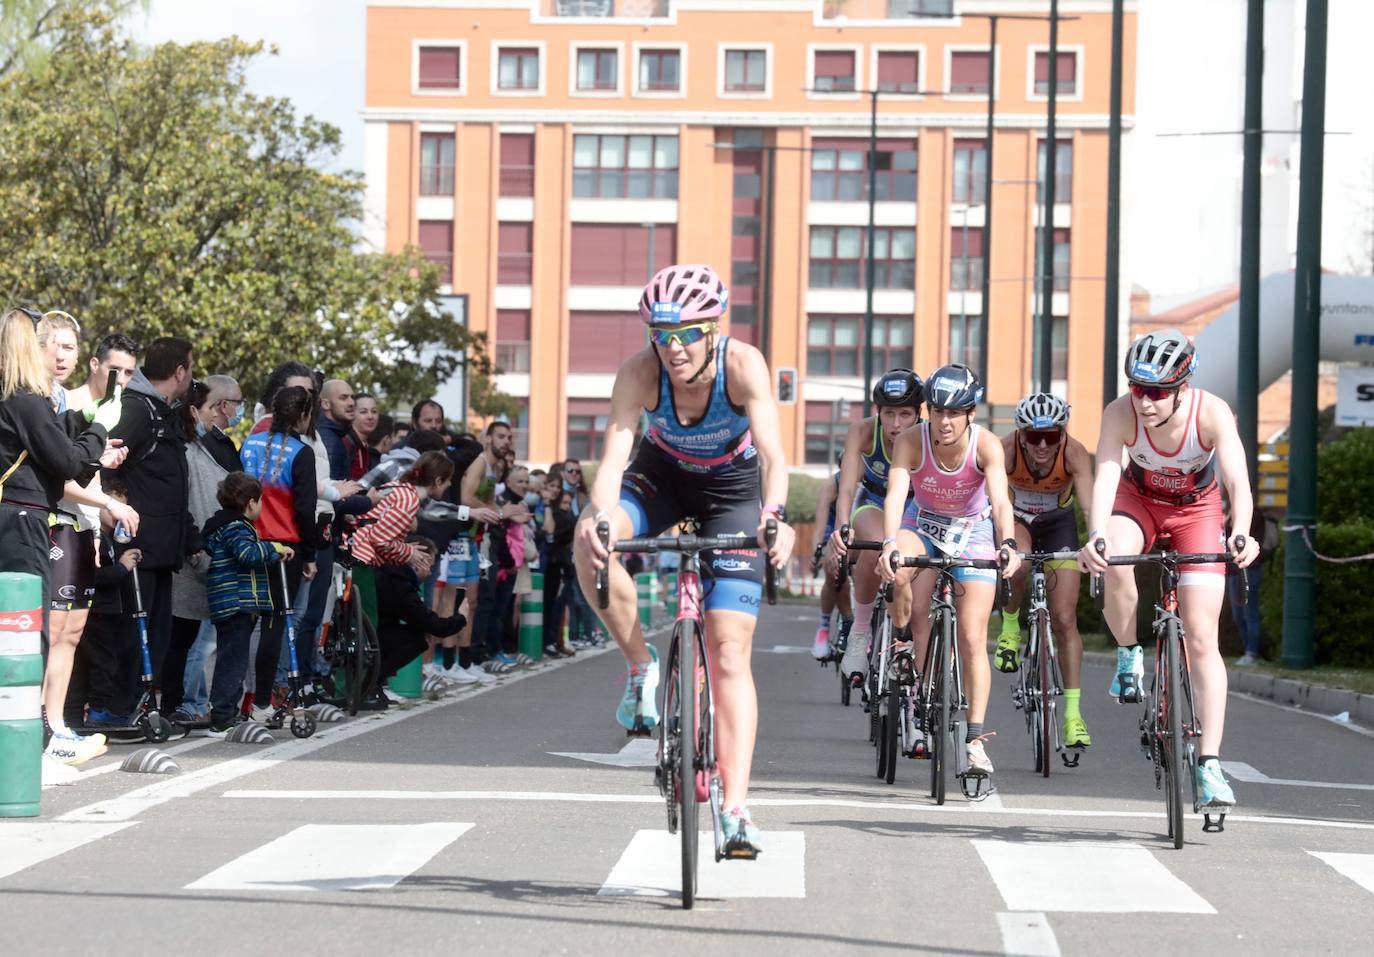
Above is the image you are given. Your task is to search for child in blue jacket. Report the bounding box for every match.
[202,472,292,732]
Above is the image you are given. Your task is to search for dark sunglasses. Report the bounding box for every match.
[1129,384,1176,402]
[1023,429,1063,447]
[564,466,581,474]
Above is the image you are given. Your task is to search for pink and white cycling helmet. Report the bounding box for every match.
[639,263,729,325]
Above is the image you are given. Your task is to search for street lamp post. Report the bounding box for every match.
[1037,0,1061,394]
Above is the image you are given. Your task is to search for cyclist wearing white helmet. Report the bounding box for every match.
[996,392,1097,750]
[575,263,796,857]
[828,368,923,687]
[1078,329,1259,811]
[878,363,1021,779]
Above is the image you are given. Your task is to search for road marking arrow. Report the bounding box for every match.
[549,737,658,767]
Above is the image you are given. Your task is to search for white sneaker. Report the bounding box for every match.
[42,753,81,785]
[966,739,995,776]
[442,664,479,685]
[383,687,403,703]
[839,629,870,682]
[1234,653,1259,667]
[250,705,275,724]
[44,731,108,766]
[466,664,498,685]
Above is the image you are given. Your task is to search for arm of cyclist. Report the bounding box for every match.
[979,428,1022,578]
[576,354,653,568]
[1079,401,1130,573]
[877,426,918,582]
[1065,434,1096,532]
[1204,396,1261,569]
[812,475,835,552]
[732,344,794,566]
[828,418,868,558]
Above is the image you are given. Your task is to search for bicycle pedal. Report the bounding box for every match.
[1116,674,1142,704]
[1061,749,1083,768]
[1202,812,1226,833]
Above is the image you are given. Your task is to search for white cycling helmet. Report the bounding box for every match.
[1014,393,1069,431]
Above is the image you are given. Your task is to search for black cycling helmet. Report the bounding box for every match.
[924,363,983,411]
[1124,328,1197,388]
[872,368,924,411]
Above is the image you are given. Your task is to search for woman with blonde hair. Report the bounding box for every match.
[36,311,140,763]
[0,307,124,783]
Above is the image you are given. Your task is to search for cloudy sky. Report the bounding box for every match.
[132,0,368,173]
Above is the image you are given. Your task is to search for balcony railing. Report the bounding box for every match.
[500,164,534,198]
[497,252,532,286]
[546,0,670,17]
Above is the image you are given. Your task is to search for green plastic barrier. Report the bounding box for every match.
[0,573,45,818]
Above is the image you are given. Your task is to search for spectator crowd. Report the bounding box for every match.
[0,307,606,786]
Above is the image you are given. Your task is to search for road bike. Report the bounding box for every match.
[319,544,381,716]
[1008,550,1081,775]
[1091,541,1246,846]
[895,552,1007,804]
[595,518,778,909]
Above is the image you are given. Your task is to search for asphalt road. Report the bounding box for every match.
[6,601,1374,956]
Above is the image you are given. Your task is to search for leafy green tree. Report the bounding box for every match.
[0,8,502,411]
[1,1,143,77]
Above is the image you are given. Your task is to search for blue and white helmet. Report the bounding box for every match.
[924,363,983,411]
[1014,393,1070,430]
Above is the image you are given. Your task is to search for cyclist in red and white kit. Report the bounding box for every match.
[1079,329,1259,809]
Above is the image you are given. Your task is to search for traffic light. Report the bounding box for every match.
[776,367,797,405]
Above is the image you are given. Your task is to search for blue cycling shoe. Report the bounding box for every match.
[615,645,659,732]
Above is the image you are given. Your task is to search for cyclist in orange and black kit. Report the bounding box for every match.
[994,393,1096,749]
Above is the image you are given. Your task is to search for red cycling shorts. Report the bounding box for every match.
[1112,481,1226,585]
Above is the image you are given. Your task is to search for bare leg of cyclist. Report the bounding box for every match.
[572,509,650,665]
[1179,580,1227,755]
[955,582,996,727]
[838,508,885,680]
[996,524,1033,672]
[899,529,935,666]
[1050,567,1084,690]
[707,608,758,809]
[1101,516,1146,647]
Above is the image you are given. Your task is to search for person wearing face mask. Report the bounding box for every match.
[160,381,235,722]
[196,375,246,472]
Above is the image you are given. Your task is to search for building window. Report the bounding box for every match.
[419,133,455,197]
[497,222,533,285]
[1032,316,1070,381]
[805,315,912,378]
[639,48,680,92]
[949,313,982,374]
[723,48,767,93]
[1033,51,1077,96]
[566,399,610,463]
[950,226,984,292]
[576,48,618,91]
[804,399,861,465]
[499,133,534,197]
[572,134,678,199]
[952,139,987,205]
[418,220,453,284]
[569,224,676,286]
[807,316,860,376]
[497,47,539,91]
[418,45,462,90]
[1036,227,1071,292]
[809,227,915,290]
[813,50,857,92]
[949,50,991,95]
[811,139,916,202]
[1036,139,1073,203]
[496,310,531,373]
[876,50,919,93]
[568,314,647,373]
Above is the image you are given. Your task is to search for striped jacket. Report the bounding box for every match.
[348,483,420,567]
[203,508,284,622]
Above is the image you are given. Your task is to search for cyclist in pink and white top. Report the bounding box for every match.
[1079,329,1258,810]
[878,364,1020,778]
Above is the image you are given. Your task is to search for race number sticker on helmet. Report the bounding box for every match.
[650,301,682,323]
[1014,393,1070,431]
[639,263,729,324]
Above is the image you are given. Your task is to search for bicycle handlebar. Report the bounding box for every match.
[592,519,779,610]
[890,550,1011,608]
[1017,550,1081,564]
[1089,538,1248,611]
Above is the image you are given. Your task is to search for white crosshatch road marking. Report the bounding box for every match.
[1308,851,1374,896]
[0,822,137,881]
[973,840,1214,914]
[185,823,472,892]
[599,829,805,899]
[996,911,1062,957]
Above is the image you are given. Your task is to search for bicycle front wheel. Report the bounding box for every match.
[345,597,368,716]
[1164,621,1186,849]
[931,619,952,805]
[1036,610,1053,779]
[678,619,699,908]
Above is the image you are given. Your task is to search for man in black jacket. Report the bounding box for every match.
[99,337,198,716]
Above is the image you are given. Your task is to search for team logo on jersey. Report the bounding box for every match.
[871,461,886,476]
[58,585,76,600]
[922,475,939,485]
